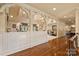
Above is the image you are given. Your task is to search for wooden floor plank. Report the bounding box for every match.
[9,36,79,56]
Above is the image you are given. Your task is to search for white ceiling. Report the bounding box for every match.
[0,3,78,18]
[0,3,78,25]
[28,3,79,25]
[27,3,79,17]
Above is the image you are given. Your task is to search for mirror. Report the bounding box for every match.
[32,13,46,31]
[33,24,38,31]
[19,23,29,32]
[6,5,30,32]
[47,18,57,36]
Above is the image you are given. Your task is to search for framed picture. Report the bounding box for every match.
[20,23,28,32]
[12,24,16,28]
[33,24,38,31]
[47,24,57,36]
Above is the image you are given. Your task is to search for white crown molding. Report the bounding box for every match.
[1,3,56,19]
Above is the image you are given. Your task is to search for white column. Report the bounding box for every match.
[0,11,6,32]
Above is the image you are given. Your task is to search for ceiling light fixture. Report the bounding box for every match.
[23,11,26,14]
[53,8,56,11]
[64,16,67,18]
[10,15,13,18]
[71,25,75,27]
[53,19,56,23]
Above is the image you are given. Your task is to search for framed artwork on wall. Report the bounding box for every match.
[12,24,16,28]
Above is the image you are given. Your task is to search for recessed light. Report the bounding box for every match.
[64,16,67,18]
[53,8,56,11]
[23,11,26,14]
[10,15,13,18]
[53,20,56,23]
[37,24,39,27]
[71,25,75,27]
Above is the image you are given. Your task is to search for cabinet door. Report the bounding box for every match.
[7,32,18,51]
[17,32,31,49]
[7,32,31,54]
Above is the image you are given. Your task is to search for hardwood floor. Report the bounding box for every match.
[9,43,51,56]
[9,36,79,56]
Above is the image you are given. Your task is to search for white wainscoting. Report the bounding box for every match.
[0,33,3,55]
[0,31,57,55]
[30,31,48,47]
[0,31,49,55]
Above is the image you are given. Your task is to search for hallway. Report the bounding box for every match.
[0,3,79,56]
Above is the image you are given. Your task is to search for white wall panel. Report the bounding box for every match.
[31,31,48,47]
[0,31,49,55]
